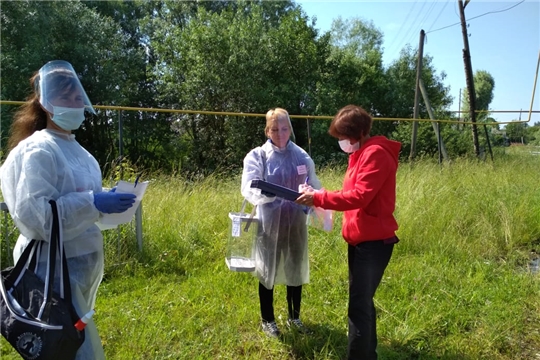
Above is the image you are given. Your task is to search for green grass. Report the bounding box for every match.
[2,151,539,359]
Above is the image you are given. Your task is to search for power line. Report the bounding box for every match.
[427,0,526,34]
[418,1,439,34]
[399,1,428,50]
[406,1,439,46]
[428,0,451,33]
[385,0,419,58]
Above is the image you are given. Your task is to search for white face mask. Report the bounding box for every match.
[51,106,85,131]
[338,139,360,153]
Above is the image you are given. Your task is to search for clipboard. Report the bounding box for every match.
[250,179,300,201]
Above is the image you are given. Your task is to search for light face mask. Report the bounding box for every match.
[51,106,86,131]
[338,139,360,153]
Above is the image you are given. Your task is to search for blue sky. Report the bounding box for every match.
[297,0,540,124]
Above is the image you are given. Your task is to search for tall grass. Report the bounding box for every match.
[1,153,539,359]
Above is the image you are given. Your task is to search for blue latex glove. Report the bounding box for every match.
[94,190,136,214]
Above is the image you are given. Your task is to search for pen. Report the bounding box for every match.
[303,176,310,214]
[134,173,141,188]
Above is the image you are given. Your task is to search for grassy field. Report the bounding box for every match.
[1,149,539,359]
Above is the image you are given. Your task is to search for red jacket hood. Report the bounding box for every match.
[356,135,401,166]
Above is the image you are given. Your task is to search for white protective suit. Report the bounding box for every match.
[241,139,321,290]
[0,128,106,360]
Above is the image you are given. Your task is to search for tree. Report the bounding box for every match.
[526,123,540,146]
[151,1,319,174]
[329,16,383,58]
[386,46,453,158]
[462,70,495,122]
[505,121,528,144]
[84,0,183,173]
[315,17,386,116]
[309,17,389,163]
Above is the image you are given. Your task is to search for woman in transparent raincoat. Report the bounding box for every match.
[241,108,321,338]
[0,60,135,359]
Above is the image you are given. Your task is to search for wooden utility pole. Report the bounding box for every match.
[409,29,425,161]
[419,78,449,162]
[458,0,480,156]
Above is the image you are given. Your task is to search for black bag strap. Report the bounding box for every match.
[3,239,38,287]
[41,199,72,321]
[40,200,59,320]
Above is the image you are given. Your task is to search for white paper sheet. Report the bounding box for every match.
[96,180,148,229]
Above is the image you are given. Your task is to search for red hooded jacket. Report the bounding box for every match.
[313,136,401,246]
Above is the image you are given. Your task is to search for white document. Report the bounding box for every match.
[96,180,149,230]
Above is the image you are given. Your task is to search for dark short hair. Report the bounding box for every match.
[328,105,372,140]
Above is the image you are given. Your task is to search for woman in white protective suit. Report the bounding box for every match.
[241,107,321,338]
[0,60,136,359]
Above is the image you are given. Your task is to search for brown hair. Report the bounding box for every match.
[328,105,372,140]
[7,72,48,151]
[7,68,80,151]
[265,107,291,136]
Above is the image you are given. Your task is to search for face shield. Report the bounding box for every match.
[35,60,95,116]
[285,114,296,144]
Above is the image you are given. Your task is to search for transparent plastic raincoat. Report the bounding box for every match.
[0,128,106,359]
[241,140,321,289]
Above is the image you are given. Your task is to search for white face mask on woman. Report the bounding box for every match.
[51,106,86,130]
[338,139,360,153]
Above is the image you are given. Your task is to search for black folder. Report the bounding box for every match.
[250,179,301,201]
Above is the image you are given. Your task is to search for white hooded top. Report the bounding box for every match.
[0,128,103,262]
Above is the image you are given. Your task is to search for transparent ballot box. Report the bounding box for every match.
[226,204,258,272]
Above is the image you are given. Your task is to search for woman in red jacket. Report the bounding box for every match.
[296,104,401,360]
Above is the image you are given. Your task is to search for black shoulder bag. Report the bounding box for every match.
[0,200,85,359]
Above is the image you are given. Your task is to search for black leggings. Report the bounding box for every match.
[259,282,302,322]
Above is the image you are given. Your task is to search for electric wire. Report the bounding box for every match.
[427,0,451,33]
[427,0,525,34]
[417,1,439,34]
[406,1,439,48]
[385,0,418,59]
[399,1,428,51]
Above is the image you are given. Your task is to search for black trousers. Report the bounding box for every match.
[347,239,395,360]
[259,282,302,322]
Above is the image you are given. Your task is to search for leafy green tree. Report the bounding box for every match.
[83,0,184,173]
[385,46,452,120]
[315,17,386,116]
[462,70,495,122]
[526,123,540,146]
[151,1,319,174]
[505,121,528,144]
[309,17,388,163]
[385,46,453,158]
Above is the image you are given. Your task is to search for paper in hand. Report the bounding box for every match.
[96,180,148,229]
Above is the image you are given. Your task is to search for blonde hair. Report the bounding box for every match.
[265,108,291,136]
